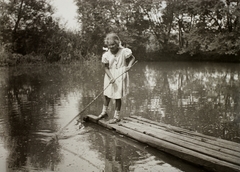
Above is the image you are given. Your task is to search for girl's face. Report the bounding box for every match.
[108,39,119,54]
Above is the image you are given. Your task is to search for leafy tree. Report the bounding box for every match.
[75,0,112,56]
[75,0,151,56]
[0,0,59,55]
[178,0,240,56]
[2,0,240,63]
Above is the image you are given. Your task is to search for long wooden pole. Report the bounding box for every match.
[55,61,138,137]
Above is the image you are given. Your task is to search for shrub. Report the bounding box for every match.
[0,44,10,66]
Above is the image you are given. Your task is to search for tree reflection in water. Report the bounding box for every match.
[5,70,62,171]
[127,62,240,143]
[0,62,239,171]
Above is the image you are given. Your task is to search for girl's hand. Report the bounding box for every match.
[109,78,115,84]
[125,66,130,72]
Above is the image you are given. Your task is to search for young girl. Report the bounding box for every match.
[98,33,135,124]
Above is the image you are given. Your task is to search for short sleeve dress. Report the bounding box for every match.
[102,47,132,99]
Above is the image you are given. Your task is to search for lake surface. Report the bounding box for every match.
[0,61,239,171]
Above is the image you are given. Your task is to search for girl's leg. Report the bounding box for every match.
[115,99,121,111]
[103,96,111,107]
[98,96,111,118]
[109,99,121,124]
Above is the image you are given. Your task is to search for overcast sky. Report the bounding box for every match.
[51,0,80,31]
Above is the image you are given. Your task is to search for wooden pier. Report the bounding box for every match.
[84,115,240,172]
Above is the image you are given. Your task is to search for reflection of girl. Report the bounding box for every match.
[99,133,123,172]
[98,33,135,124]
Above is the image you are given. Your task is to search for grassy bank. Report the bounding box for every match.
[1,50,240,67]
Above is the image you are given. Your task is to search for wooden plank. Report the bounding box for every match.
[119,120,240,166]
[97,127,211,172]
[124,118,240,158]
[124,117,240,158]
[84,115,240,172]
[130,116,240,151]
[130,115,240,147]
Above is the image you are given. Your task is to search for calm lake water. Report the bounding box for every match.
[0,61,239,172]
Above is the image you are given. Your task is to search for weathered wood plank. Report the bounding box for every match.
[130,116,240,151]
[120,120,240,166]
[124,117,240,158]
[84,115,240,172]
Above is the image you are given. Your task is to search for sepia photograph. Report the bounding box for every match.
[0,0,240,171]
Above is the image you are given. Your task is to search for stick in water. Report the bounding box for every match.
[53,60,138,139]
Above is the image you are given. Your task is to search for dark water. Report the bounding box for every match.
[0,61,239,171]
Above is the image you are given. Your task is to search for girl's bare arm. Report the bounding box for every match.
[126,55,136,71]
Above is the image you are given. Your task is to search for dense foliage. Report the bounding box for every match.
[76,0,240,58]
[0,1,56,55]
[0,0,84,64]
[0,0,240,65]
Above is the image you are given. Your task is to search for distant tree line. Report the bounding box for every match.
[0,0,240,65]
[76,0,240,60]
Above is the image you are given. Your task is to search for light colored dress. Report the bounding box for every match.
[102,47,132,99]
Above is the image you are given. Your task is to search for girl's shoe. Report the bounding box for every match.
[97,113,108,120]
[109,118,121,124]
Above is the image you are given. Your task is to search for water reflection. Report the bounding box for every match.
[128,62,240,143]
[85,124,203,172]
[0,65,106,171]
[0,62,239,171]
[5,70,61,170]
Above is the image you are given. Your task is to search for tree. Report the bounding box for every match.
[75,0,151,56]
[0,0,58,55]
[178,0,240,56]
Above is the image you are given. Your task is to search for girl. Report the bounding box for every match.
[98,33,135,124]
